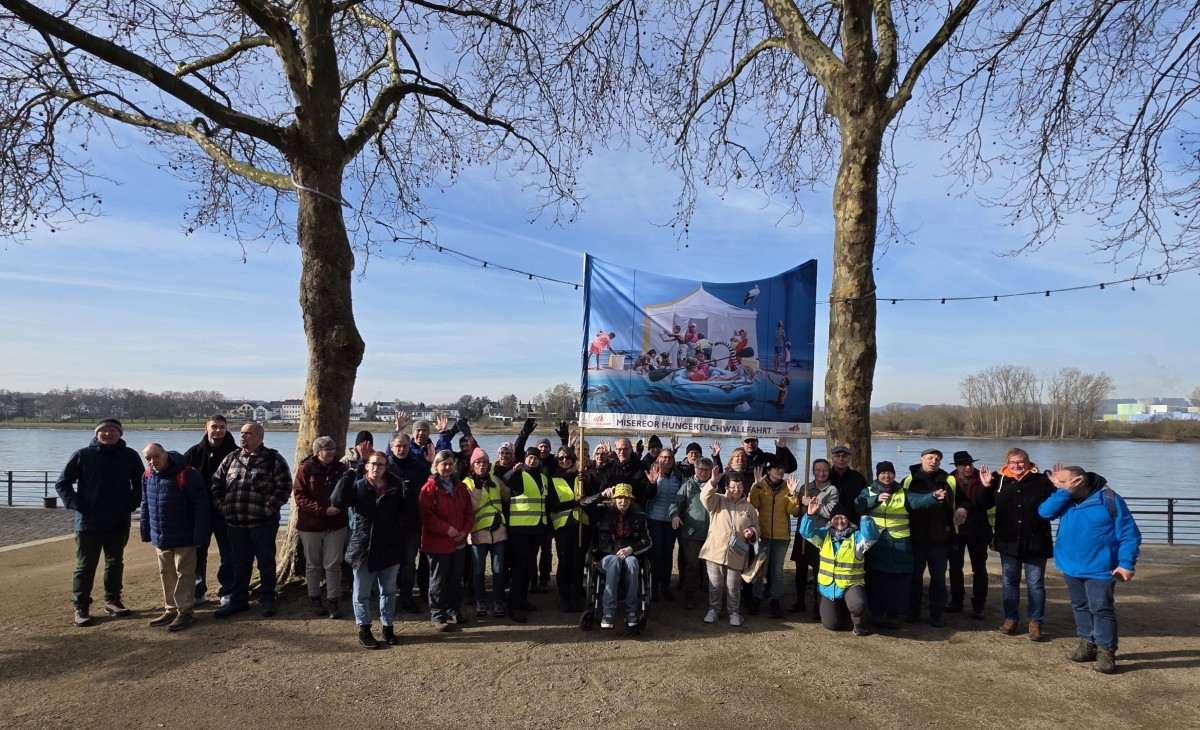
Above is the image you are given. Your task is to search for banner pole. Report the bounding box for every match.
[577,425,586,549]
[800,436,812,556]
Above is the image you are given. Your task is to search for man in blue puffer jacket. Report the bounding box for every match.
[56,417,144,628]
[1040,466,1141,675]
[141,443,210,632]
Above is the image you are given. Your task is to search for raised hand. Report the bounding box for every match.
[394,411,412,432]
[435,413,449,432]
[807,498,819,516]
[423,442,436,463]
[979,465,993,487]
[521,418,536,435]
[670,435,681,452]
[710,442,721,457]
[775,437,787,449]
[753,466,764,484]
[786,474,799,496]
[710,465,724,484]
[647,464,661,484]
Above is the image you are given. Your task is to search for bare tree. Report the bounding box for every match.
[0,0,580,466]
[565,0,1200,471]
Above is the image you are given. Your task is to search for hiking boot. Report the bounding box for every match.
[509,609,527,624]
[260,598,277,618]
[73,606,94,628]
[944,602,963,614]
[787,600,805,614]
[148,610,178,628]
[103,598,132,617]
[704,608,719,624]
[1028,620,1043,642]
[770,599,784,619]
[970,603,986,620]
[309,596,325,616]
[600,614,615,629]
[382,625,399,645]
[358,625,380,650]
[213,601,249,619]
[328,598,342,620]
[1069,640,1098,663]
[930,615,946,629]
[1093,646,1117,674]
[492,602,506,618]
[999,619,1018,635]
[852,624,870,637]
[729,612,745,627]
[167,612,195,632]
[476,602,489,618]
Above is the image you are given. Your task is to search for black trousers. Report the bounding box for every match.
[949,536,990,607]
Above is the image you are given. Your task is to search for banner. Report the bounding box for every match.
[579,256,816,437]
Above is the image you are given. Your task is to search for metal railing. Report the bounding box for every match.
[6,470,1198,543]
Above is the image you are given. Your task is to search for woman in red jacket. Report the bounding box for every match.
[420,450,475,631]
[292,436,349,619]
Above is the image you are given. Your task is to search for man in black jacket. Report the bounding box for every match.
[183,414,239,607]
[829,445,867,525]
[902,448,957,628]
[386,431,429,613]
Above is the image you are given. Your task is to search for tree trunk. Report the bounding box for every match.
[823,109,883,474]
[276,157,365,587]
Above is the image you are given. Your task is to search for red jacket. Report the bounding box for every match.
[418,476,475,554]
[292,455,349,532]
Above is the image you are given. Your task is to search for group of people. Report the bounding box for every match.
[55,417,1141,672]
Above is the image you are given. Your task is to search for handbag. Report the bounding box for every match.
[726,510,750,555]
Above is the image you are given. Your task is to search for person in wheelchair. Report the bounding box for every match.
[581,483,652,629]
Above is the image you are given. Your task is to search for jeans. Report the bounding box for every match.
[1064,574,1119,651]
[470,542,507,606]
[1000,554,1046,622]
[227,522,279,605]
[397,531,421,600]
[156,546,197,614]
[601,554,640,616]
[195,511,234,600]
[910,542,949,620]
[73,523,130,607]
[352,562,398,627]
[752,539,791,601]
[949,536,991,607]
[299,527,347,599]
[647,519,676,592]
[428,550,467,622]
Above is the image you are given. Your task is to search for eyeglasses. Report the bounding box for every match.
[366,461,387,468]
[1007,460,1027,466]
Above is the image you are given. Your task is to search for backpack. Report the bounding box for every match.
[145,466,196,490]
[1100,486,1118,520]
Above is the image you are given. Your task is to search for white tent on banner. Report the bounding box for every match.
[641,285,759,361]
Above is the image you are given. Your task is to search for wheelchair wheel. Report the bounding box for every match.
[580,610,595,630]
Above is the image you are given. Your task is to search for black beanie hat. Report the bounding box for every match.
[876,461,896,475]
[647,435,663,449]
[355,430,374,446]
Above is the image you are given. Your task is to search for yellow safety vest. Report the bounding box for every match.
[817,532,865,588]
[869,488,910,539]
[464,474,506,533]
[509,470,547,528]
[549,476,588,530]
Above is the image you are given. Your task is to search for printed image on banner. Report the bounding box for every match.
[579,256,816,437]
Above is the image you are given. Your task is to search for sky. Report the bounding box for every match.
[2,126,1198,410]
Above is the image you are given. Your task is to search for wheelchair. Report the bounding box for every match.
[579,546,651,635]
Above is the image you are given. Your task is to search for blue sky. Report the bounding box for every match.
[1,130,1197,409]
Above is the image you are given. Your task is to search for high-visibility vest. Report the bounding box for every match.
[817,532,865,588]
[869,488,910,539]
[549,476,588,530]
[464,474,506,533]
[509,470,547,528]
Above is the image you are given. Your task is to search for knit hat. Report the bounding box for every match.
[355,430,374,446]
[524,447,541,461]
[95,417,123,436]
[470,447,488,464]
[876,461,896,475]
[647,435,662,449]
[536,437,552,448]
[497,441,514,458]
[686,441,702,454]
[613,484,634,499]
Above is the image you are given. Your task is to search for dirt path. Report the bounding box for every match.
[1,541,1197,729]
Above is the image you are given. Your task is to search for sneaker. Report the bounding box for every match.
[769,600,783,619]
[213,601,249,619]
[1068,640,1098,663]
[852,625,869,637]
[218,595,232,609]
[999,619,1018,635]
[1028,620,1043,642]
[476,602,489,618]
[1094,646,1117,674]
[729,612,744,627]
[73,606,94,628]
[433,619,453,632]
[167,612,195,632]
[103,598,132,617]
[930,615,946,629]
[328,598,342,620]
[703,608,719,624]
[358,625,380,650]
[309,596,325,616]
[492,602,506,618]
[626,612,640,628]
[260,598,277,618]
[453,609,470,625]
[382,625,399,645]
[600,614,615,629]
[148,610,178,628]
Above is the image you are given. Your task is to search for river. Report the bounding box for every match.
[2,427,1197,498]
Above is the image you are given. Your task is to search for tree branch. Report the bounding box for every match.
[888,0,978,121]
[174,36,272,77]
[677,36,788,143]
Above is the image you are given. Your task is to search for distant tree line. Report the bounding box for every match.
[959,366,1115,439]
[0,387,226,423]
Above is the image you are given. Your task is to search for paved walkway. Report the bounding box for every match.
[0,507,77,549]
